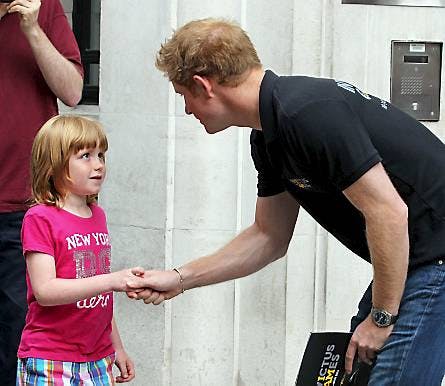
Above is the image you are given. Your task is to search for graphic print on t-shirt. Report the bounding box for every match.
[65,231,111,309]
[336,80,389,110]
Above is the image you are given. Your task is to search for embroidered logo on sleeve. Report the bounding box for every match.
[289,177,313,190]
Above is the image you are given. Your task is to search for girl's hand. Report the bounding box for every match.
[114,349,135,383]
[111,267,145,292]
[127,270,183,304]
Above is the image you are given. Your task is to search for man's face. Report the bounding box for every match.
[173,82,230,134]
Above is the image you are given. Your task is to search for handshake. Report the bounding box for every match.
[111,267,185,305]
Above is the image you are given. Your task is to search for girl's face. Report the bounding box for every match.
[66,145,106,199]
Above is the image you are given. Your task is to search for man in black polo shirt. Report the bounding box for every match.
[134,18,445,384]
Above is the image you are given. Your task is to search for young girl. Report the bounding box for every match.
[17,115,144,385]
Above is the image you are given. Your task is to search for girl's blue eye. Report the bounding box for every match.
[81,153,90,159]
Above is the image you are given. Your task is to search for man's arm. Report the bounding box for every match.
[8,0,83,106]
[130,191,300,304]
[343,162,409,372]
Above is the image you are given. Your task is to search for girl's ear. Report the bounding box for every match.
[192,75,214,98]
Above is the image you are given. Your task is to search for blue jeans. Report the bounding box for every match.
[351,259,445,385]
[0,211,27,386]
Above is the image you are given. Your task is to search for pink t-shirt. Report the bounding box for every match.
[18,204,114,362]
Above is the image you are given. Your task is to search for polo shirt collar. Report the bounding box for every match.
[259,69,280,143]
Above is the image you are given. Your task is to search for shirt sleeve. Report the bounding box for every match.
[250,130,285,197]
[21,210,55,257]
[44,0,84,77]
[285,100,382,190]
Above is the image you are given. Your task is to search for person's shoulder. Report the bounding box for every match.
[38,0,65,19]
[275,75,337,111]
[277,74,334,87]
[23,204,59,225]
[41,0,64,10]
[278,75,337,100]
[90,203,107,220]
[26,204,57,216]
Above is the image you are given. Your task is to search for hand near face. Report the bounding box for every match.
[7,0,41,34]
[126,270,183,305]
[0,4,8,19]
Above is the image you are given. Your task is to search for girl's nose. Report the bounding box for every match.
[94,157,104,170]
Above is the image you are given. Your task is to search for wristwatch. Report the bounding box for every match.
[371,306,398,328]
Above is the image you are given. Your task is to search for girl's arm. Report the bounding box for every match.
[111,317,135,383]
[26,252,144,306]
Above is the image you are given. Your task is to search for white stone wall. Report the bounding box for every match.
[61,0,445,385]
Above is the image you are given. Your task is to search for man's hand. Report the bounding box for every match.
[126,270,184,305]
[345,315,392,373]
[7,0,41,34]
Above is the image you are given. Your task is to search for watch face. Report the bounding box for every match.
[373,310,390,326]
[371,307,397,327]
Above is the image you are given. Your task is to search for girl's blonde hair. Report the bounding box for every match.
[31,115,108,207]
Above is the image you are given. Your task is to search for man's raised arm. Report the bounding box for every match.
[8,0,83,106]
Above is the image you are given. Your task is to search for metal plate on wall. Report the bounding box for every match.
[342,0,445,7]
[391,42,442,121]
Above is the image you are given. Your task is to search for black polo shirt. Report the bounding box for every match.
[251,70,445,267]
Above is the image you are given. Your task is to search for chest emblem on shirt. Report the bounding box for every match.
[289,177,313,190]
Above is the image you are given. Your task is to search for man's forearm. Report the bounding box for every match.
[25,25,83,106]
[179,223,288,290]
[366,206,409,315]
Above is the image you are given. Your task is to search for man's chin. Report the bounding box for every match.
[203,124,228,135]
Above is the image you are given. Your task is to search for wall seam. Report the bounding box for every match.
[163,1,177,386]
[233,5,248,386]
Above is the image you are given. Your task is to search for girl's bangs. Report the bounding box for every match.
[70,121,108,153]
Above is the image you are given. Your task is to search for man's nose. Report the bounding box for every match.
[185,104,192,115]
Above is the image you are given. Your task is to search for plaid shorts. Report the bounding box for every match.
[16,354,115,385]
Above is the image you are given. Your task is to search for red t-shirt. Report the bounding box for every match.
[18,204,114,362]
[0,0,83,212]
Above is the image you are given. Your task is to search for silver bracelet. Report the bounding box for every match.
[173,268,185,293]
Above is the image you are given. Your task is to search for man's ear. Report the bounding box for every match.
[192,75,214,98]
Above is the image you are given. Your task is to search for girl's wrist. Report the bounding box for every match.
[108,271,120,292]
[114,346,126,355]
